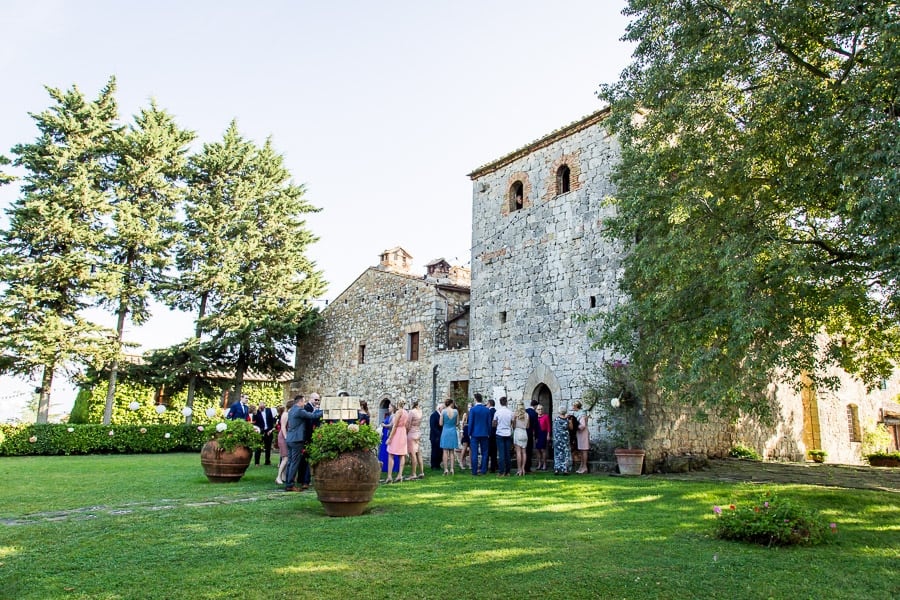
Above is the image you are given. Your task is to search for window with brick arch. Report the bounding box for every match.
[556,164,571,194]
[509,181,524,212]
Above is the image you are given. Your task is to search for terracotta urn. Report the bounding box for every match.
[200,440,252,483]
[312,449,380,517]
[614,448,645,476]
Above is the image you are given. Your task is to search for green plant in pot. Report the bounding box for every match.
[200,420,262,483]
[306,421,382,517]
[807,449,826,463]
[585,359,647,475]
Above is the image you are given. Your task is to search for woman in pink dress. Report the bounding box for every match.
[406,400,425,480]
[275,404,289,484]
[385,400,409,483]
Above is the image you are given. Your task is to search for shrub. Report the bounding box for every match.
[729,444,762,460]
[306,422,380,466]
[807,449,826,462]
[713,492,831,546]
[0,423,208,456]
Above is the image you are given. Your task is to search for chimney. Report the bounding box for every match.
[378,246,413,274]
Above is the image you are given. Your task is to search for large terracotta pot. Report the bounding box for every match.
[312,450,380,517]
[200,440,252,483]
[614,448,645,476]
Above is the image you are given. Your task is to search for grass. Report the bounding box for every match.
[0,454,898,599]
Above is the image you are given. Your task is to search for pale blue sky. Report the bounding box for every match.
[0,0,633,420]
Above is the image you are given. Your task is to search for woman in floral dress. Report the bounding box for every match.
[552,405,571,475]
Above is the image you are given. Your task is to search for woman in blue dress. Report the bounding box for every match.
[438,399,459,475]
[379,406,400,476]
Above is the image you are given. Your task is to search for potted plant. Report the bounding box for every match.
[807,449,826,463]
[200,420,262,483]
[306,421,382,517]
[865,450,900,467]
[586,359,646,475]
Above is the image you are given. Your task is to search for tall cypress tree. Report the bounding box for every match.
[164,122,325,408]
[99,102,195,424]
[0,80,120,422]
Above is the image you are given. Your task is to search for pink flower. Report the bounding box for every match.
[197,426,204,432]
[108,430,115,436]
[830,523,837,533]
[28,435,37,443]
[764,501,769,508]
[713,506,722,514]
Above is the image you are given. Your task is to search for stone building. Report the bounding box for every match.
[291,247,470,455]
[293,108,899,469]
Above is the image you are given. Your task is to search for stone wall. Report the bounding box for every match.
[468,111,624,430]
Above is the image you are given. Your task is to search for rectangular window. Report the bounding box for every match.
[847,405,861,442]
[408,332,419,361]
[499,311,507,324]
[358,344,365,365]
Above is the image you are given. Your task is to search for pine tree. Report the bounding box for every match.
[163,122,325,415]
[0,80,120,422]
[99,102,195,424]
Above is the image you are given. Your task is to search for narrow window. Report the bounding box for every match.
[509,181,524,212]
[499,311,507,324]
[556,164,571,194]
[408,332,419,361]
[359,344,366,365]
[847,405,861,442]
[589,296,597,308]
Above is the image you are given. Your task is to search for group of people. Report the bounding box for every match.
[425,393,591,477]
[228,390,591,490]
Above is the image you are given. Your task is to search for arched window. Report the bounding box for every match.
[847,404,861,442]
[556,164,571,194]
[509,181,525,212]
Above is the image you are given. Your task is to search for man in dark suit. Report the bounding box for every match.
[284,396,323,492]
[525,399,539,473]
[429,402,443,470]
[226,394,250,420]
[487,399,498,473]
[253,401,276,465]
[468,393,492,475]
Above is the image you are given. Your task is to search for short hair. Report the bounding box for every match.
[294,394,304,402]
[499,396,508,406]
[487,399,495,407]
[286,398,297,409]
[530,399,540,407]
[474,392,483,403]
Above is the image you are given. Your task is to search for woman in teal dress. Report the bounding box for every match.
[439,399,459,475]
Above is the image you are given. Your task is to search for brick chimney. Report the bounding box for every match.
[378,246,413,274]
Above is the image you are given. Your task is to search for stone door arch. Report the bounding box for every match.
[523,365,562,414]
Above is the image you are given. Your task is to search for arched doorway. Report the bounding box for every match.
[377,397,391,428]
[532,383,553,419]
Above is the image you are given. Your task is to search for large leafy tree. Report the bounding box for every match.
[597,1,900,418]
[0,80,120,422]
[161,122,325,415]
[98,102,195,424]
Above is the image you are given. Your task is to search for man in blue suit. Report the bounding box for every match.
[226,394,249,420]
[467,393,492,475]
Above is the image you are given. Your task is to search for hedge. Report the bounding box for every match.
[0,423,212,456]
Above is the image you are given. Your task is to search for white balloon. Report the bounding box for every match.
[216,422,228,433]
[155,405,166,414]
[128,401,140,411]
[205,408,217,418]
[181,407,193,417]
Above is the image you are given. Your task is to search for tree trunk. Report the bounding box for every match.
[36,364,54,424]
[102,304,128,425]
[232,342,249,411]
[185,292,209,425]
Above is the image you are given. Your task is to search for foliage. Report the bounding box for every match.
[729,444,762,461]
[861,423,894,455]
[583,359,646,449]
[0,423,206,455]
[98,101,195,424]
[306,421,380,466]
[203,418,262,453]
[159,122,325,401]
[713,491,831,546]
[80,378,223,425]
[0,79,121,422]
[595,1,900,420]
[807,449,827,462]
[865,450,900,467]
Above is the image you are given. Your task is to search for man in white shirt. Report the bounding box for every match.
[492,397,514,476]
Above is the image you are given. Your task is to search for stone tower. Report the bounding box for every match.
[467,109,623,415]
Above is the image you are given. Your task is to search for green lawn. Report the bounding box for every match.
[0,454,897,599]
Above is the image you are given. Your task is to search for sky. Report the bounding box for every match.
[0,0,634,421]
